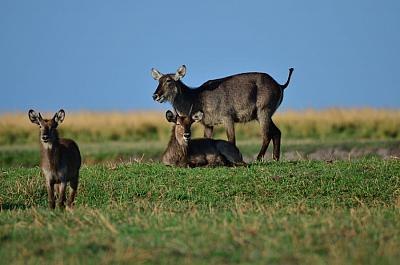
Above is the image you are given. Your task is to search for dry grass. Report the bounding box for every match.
[1,108,399,145]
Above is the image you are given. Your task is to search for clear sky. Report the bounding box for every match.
[0,0,399,112]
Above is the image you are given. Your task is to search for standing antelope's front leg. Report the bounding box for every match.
[224,118,236,145]
[204,125,214,138]
[58,181,67,208]
[46,181,56,209]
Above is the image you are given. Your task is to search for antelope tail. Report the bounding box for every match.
[280,68,294,89]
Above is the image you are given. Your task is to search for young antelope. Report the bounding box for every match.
[28,109,81,209]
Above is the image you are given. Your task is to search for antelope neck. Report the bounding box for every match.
[40,139,61,170]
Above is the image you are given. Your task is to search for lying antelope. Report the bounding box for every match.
[28,109,81,209]
[152,65,294,161]
[162,109,245,167]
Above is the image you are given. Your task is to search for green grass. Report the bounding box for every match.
[1,158,399,264]
[1,139,399,168]
[0,141,164,168]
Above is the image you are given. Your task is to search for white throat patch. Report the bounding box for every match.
[42,142,53,150]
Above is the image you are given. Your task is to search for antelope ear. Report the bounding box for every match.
[54,109,65,124]
[174,65,186,81]
[192,111,204,122]
[165,110,177,123]
[151,68,163,80]
[28,109,41,125]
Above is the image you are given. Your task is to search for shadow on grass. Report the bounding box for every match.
[0,202,29,211]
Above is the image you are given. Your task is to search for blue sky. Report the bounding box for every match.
[0,0,399,112]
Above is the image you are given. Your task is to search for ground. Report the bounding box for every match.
[1,157,399,265]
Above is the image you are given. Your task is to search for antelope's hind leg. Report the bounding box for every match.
[46,181,56,209]
[256,111,273,161]
[67,177,79,209]
[216,141,245,166]
[271,120,281,161]
[58,182,67,208]
[54,183,61,201]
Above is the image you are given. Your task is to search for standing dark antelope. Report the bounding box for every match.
[28,109,81,209]
[162,109,245,167]
[152,65,294,161]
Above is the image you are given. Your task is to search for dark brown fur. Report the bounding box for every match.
[29,109,81,209]
[152,66,293,161]
[162,110,245,167]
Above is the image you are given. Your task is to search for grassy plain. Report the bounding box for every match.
[1,159,400,264]
[1,138,399,168]
[1,108,399,167]
[1,109,399,264]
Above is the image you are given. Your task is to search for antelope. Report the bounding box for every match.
[28,109,81,209]
[152,65,293,161]
[162,108,245,167]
